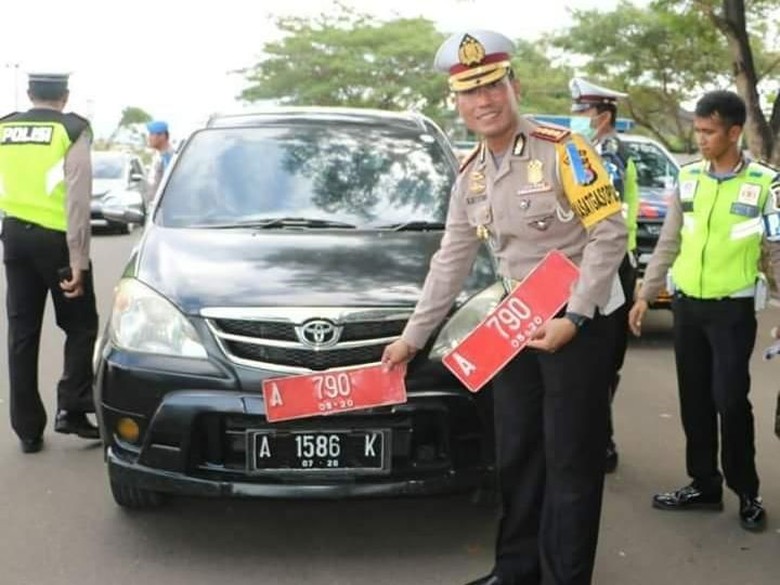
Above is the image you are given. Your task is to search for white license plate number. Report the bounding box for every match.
[250,430,387,473]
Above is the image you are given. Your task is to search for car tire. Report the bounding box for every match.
[110,480,166,509]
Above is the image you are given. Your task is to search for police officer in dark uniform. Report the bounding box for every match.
[383,30,627,585]
[570,78,640,472]
[0,72,100,453]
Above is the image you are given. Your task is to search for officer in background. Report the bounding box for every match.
[382,30,627,585]
[629,90,780,532]
[0,72,100,453]
[145,119,174,208]
[570,77,640,473]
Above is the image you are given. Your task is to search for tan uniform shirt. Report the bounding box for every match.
[64,123,92,271]
[402,116,628,349]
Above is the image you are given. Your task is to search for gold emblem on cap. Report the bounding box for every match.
[458,34,486,66]
[528,160,544,185]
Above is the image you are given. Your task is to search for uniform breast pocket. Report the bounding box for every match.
[505,194,559,235]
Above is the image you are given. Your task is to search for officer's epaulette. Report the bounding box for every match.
[530,123,571,143]
[748,159,779,176]
[458,142,482,173]
[0,111,20,122]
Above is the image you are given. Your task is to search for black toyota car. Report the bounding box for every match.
[96,107,500,509]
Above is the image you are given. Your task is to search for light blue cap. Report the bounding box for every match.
[146,120,169,134]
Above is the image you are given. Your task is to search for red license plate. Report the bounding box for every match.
[442,250,580,392]
[262,364,408,423]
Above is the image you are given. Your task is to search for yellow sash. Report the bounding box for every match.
[555,134,622,229]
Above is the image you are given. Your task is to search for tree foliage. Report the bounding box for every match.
[118,106,152,127]
[239,5,449,123]
[661,0,780,163]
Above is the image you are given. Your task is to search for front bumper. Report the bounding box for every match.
[96,347,495,499]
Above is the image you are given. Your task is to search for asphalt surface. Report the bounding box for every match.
[0,229,778,585]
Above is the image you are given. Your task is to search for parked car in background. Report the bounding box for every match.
[96,107,497,509]
[621,134,679,308]
[91,150,146,233]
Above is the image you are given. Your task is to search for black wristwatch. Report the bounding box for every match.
[564,312,590,329]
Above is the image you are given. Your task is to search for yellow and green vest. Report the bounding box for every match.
[672,159,776,298]
[0,109,90,232]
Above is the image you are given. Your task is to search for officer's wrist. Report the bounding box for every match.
[564,312,590,329]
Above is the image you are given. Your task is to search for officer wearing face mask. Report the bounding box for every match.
[570,77,639,473]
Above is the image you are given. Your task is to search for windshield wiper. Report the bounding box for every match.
[195,217,358,229]
[376,220,446,232]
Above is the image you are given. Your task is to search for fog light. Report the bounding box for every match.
[116,417,140,443]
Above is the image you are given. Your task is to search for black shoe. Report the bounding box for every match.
[20,437,44,453]
[464,575,504,585]
[652,483,723,511]
[739,495,766,532]
[605,441,619,474]
[54,411,100,440]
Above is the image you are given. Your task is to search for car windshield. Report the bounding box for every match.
[92,155,125,180]
[624,141,678,189]
[156,122,455,228]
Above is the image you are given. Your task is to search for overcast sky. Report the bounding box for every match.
[1,0,639,138]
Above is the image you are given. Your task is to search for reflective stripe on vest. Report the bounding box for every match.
[671,161,774,298]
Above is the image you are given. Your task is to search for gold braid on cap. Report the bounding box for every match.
[449,61,511,92]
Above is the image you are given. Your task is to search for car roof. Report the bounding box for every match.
[205,106,433,133]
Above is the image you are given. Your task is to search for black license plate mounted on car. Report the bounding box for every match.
[248,429,390,474]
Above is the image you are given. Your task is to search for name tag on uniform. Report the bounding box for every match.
[730,202,760,218]
[680,180,698,201]
[442,251,579,393]
[737,183,761,206]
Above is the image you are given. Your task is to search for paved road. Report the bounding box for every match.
[0,230,778,585]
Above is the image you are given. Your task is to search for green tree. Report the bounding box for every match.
[551,0,729,151]
[238,5,450,126]
[117,106,153,127]
[664,0,780,163]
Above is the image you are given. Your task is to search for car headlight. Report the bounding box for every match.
[428,281,505,360]
[109,279,208,358]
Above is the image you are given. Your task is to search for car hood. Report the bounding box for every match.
[638,186,671,220]
[135,228,494,314]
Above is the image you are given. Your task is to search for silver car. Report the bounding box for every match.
[91,151,146,233]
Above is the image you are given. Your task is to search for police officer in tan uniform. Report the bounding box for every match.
[382,30,627,585]
[570,77,641,473]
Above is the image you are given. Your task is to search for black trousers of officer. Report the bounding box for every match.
[672,294,759,497]
[607,253,638,442]
[491,314,613,585]
[1,217,98,441]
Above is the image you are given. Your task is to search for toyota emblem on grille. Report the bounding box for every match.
[298,319,340,347]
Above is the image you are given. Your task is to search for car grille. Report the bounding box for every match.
[204,309,412,373]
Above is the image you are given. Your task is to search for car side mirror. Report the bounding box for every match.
[129,172,145,184]
[102,202,145,225]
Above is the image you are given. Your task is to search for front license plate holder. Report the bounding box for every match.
[247,429,391,475]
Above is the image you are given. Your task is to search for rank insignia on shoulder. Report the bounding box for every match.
[531,124,571,143]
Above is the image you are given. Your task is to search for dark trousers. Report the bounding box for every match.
[672,294,759,497]
[607,253,638,443]
[491,315,613,585]
[1,217,98,440]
